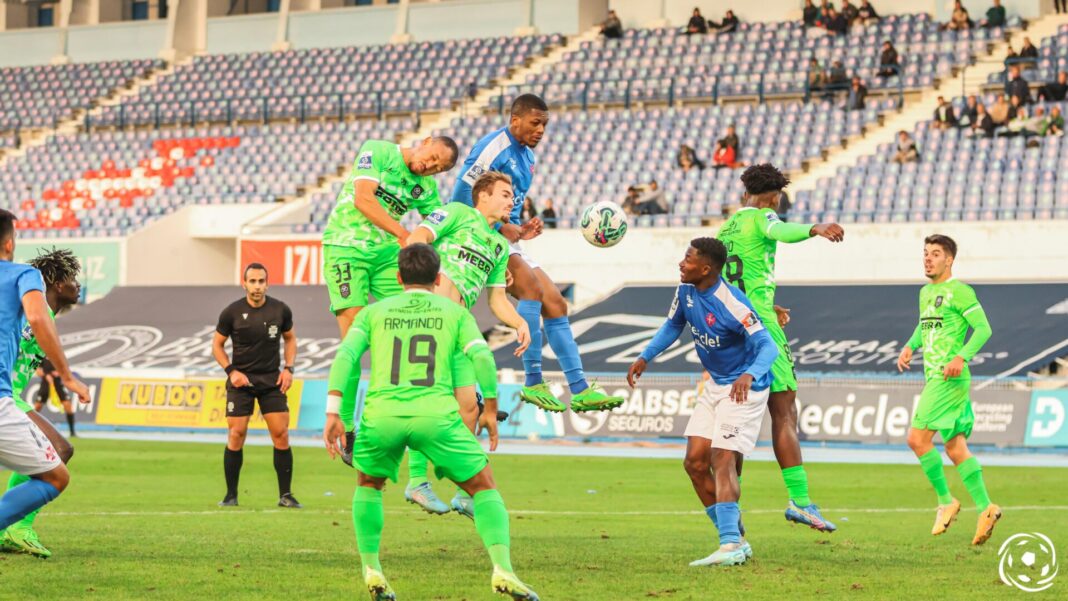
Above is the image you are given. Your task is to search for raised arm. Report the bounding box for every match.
[488,287,530,356]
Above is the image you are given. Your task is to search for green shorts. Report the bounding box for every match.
[452,350,476,389]
[755,307,797,393]
[323,243,403,313]
[912,378,974,441]
[353,411,488,483]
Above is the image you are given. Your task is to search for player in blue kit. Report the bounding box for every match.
[627,238,778,567]
[452,94,623,414]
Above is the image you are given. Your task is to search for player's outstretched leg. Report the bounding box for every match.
[908,428,960,536]
[944,434,1000,545]
[0,473,50,558]
[353,485,396,601]
[404,451,449,515]
[689,447,747,567]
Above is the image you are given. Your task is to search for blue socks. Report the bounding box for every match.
[713,502,742,545]
[517,300,543,386]
[544,316,587,394]
[0,479,60,530]
[705,504,719,529]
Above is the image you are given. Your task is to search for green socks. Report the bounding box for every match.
[6,472,38,529]
[473,489,513,572]
[352,487,384,571]
[781,466,811,507]
[919,449,953,505]
[407,451,429,486]
[956,457,991,512]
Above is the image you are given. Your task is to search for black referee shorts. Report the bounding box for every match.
[225,373,289,418]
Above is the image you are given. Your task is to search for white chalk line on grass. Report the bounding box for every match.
[40,505,1068,518]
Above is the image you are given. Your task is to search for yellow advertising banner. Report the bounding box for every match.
[96,378,302,430]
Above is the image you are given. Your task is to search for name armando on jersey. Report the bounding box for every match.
[384,317,444,331]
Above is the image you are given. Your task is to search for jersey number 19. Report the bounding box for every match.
[390,335,437,386]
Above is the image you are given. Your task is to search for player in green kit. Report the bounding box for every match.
[323,244,539,601]
[323,136,459,514]
[717,164,844,532]
[0,248,80,557]
[407,171,532,517]
[897,234,999,545]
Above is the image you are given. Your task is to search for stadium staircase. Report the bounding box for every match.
[791,13,1068,193]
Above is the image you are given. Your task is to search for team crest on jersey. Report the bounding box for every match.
[340,283,351,299]
[741,312,757,327]
[20,323,32,341]
[469,164,485,180]
[267,324,279,339]
[411,184,424,199]
[357,151,372,170]
[935,296,944,307]
[427,209,447,225]
[494,243,503,257]
[765,212,780,222]
[705,313,717,327]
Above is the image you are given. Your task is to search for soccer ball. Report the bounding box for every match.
[580,200,628,248]
[999,533,1059,592]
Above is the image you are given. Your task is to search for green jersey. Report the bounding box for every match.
[328,290,498,420]
[716,207,814,311]
[907,279,992,381]
[11,309,54,410]
[418,203,509,309]
[322,140,441,249]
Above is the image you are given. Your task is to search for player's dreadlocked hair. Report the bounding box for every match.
[690,237,727,270]
[740,163,790,196]
[29,247,81,287]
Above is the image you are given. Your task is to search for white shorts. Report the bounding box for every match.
[684,382,770,455]
[0,397,61,476]
[507,241,541,271]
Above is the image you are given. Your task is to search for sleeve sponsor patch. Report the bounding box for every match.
[668,293,680,318]
[462,163,485,185]
[357,151,373,171]
[426,208,448,225]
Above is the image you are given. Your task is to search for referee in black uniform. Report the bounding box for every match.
[211,263,300,508]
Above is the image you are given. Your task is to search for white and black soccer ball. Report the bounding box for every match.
[580,200,628,248]
[999,532,1058,592]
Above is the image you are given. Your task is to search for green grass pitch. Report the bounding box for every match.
[0,439,1064,600]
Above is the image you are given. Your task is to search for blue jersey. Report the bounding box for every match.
[640,280,778,390]
[0,262,45,399]
[450,126,535,225]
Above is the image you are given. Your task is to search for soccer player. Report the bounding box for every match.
[0,248,80,557]
[716,164,843,531]
[323,244,539,601]
[323,135,459,514]
[627,238,777,567]
[33,357,75,437]
[451,93,622,413]
[896,234,999,545]
[0,210,90,533]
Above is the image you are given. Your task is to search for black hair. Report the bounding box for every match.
[0,209,14,245]
[398,244,439,285]
[243,262,268,281]
[924,234,958,258]
[433,136,460,169]
[740,163,790,196]
[690,237,727,270]
[28,247,81,287]
[511,94,548,117]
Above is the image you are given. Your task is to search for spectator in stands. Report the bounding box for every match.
[677,144,706,171]
[893,131,920,164]
[1007,94,1023,123]
[720,125,739,152]
[1004,43,1018,67]
[808,58,826,91]
[622,186,641,216]
[825,8,848,35]
[933,96,957,129]
[979,0,1006,28]
[846,76,868,110]
[970,104,995,137]
[1058,0,1067,15]
[858,0,880,25]
[710,10,739,34]
[1006,66,1032,105]
[803,0,820,27]
[988,93,1011,125]
[827,60,848,87]
[878,41,899,78]
[601,10,624,39]
[636,180,669,215]
[1007,105,1041,137]
[686,7,709,35]
[521,197,538,221]
[1040,106,1065,136]
[945,1,971,31]
[712,141,737,170]
[957,95,979,128]
[1017,37,1039,70]
[841,0,859,25]
[1039,71,1068,102]
[540,199,558,228]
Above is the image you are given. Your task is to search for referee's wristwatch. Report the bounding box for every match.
[283,365,294,374]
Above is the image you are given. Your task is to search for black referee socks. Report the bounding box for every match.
[273,447,293,497]
[223,447,243,499]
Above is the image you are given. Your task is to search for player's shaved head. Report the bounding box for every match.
[924,234,957,258]
[510,94,548,117]
[690,237,727,270]
[398,243,440,286]
[433,136,460,169]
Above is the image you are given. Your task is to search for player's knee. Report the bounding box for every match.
[683,455,710,477]
[540,288,568,318]
[37,465,70,492]
[906,430,928,452]
[56,439,74,464]
[271,430,290,448]
[510,272,542,300]
[227,428,248,448]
